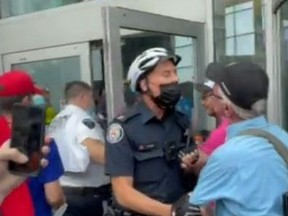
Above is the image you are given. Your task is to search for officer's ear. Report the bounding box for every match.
[223,102,236,119]
[139,79,148,93]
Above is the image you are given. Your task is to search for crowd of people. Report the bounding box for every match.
[0,47,288,216]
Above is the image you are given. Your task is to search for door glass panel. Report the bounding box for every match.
[0,0,83,18]
[90,45,108,130]
[120,29,199,123]
[12,56,81,112]
[236,34,255,55]
[175,42,195,70]
[225,13,235,37]
[226,37,235,56]
[235,9,254,35]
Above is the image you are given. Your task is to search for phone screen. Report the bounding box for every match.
[9,103,45,176]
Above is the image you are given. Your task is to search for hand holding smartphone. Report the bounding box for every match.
[8,103,46,176]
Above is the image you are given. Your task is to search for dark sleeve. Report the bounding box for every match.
[105,122,134,177]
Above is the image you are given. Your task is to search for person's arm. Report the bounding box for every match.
[173,149,236,216]
[77,118,105,165]
[40,141,65,210]
[189,148,237,210]
[112,176,171,216]
[171,193,213,216]
[181,121,228,175]
[44,180,65,209]
[81,138,105,165]
[181,149,208,175]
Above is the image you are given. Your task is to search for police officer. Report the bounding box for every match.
[49,81,110,216]
[105,48,199,216]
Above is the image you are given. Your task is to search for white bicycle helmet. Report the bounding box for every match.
[127,47,181,92]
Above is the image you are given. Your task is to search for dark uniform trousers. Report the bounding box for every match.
[63,184,111,216]
[106,102,198,216]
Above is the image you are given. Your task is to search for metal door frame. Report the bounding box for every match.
[270,0,288,127]
[102,7,205,122]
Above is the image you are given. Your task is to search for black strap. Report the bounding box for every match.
[239,129,288,165]
[63,184,111,197]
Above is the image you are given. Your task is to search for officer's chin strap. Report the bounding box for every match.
[171,193,202,216]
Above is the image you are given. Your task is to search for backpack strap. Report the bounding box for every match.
[239,129,288,165]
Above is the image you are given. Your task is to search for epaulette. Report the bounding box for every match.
[82,119,96,129]
[115,106,140,123]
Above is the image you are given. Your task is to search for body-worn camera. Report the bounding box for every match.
[165,141,183,162]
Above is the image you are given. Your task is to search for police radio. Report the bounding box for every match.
[177,128,199,163]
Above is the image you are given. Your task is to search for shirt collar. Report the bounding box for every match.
[137,102,179,124]
[227,116,269,139]
[61,104,86,115]
[137,102,156,124]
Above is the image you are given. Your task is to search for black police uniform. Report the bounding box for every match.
[106,101,195,213]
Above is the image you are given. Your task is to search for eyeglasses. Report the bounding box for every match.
[202,92,223,100]
[211,93,223,100]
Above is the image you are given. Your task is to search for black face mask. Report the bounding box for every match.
[153,83,181,110]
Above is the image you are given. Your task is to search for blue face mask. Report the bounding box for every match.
[32,95,46,108]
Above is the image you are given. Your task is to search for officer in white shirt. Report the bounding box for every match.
[49,81,110,216]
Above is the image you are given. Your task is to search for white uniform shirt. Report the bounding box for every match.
[48,104,109,187]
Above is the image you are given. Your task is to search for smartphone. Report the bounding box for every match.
[8,103,46,176]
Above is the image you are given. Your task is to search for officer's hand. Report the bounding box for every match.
[171,193,201,216]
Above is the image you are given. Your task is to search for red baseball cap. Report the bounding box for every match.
[0,70,44,97]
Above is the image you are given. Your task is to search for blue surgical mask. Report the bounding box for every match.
[32,95,46,108]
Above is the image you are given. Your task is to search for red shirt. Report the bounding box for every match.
[0,116,35,216]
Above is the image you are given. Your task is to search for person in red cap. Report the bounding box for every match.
[0,70,58,216]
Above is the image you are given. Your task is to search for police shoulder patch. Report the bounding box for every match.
[107,123,124,144]
[82,119,95,129]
